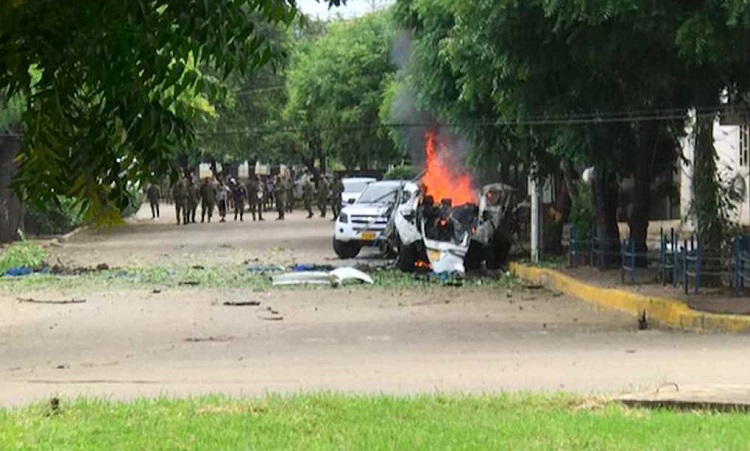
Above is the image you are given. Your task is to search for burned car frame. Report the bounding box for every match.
[385,181,520,274]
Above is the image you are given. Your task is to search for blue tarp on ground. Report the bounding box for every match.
[3,267,33,277]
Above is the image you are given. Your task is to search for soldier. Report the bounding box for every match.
[286,175,294,213]
[302,176,314,219]
[187,177,200,224]
[200,177,217,223]
[146,183,161,219]
[331,175,344,220]
[274,175,286,220]
[265,176,274,211]
[233,180,247,221]
[246,174,264,221]
[317,175,330,218]
[217,179,230,222]
[171,178,188,225]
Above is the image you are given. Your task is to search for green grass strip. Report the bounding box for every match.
[1,394,749,450]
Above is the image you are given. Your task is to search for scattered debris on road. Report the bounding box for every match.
[184,335,233,343]
[17,297,86,305]
[272,267,374,287]
[223,300,261,307]
[257,306,283,321]
[638,310,649,330]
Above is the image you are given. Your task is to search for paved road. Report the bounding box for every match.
[1,206,748,406]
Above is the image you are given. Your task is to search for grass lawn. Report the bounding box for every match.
[1,394,748,450]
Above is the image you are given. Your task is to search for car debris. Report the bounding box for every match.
[257,306,283,321]
[17,297,86,305]
[271,267,374,287]
[223,300,261,307]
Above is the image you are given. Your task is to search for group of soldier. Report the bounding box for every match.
[145,172,345,225]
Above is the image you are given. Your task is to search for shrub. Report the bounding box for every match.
[24,196,85,236]
[384,165,416,181]
[569,183,595,241]
[0,241,47,272]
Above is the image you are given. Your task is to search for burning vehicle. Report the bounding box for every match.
[387,132,520,274]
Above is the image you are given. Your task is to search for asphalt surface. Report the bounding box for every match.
[1,205,749,406]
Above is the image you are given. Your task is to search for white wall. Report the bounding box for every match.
[680,115,750,228]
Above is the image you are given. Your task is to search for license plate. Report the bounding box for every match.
[361,231,376,241]
[427,250,441,262]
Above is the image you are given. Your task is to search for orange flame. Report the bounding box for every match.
[422,131,476,205]
[414,260,432,271]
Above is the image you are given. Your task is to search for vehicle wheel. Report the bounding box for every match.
[333,239,361,259]
[486,236,511,270]
[379,239,398,259]
[465,242,485,271]
[397,239,417,272]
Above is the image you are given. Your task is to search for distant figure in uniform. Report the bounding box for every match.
[246,174,264,221]
[286,175,294,213]
[265,176,274,211]
[274,175,286,220]
[331,175,344,220]
[302,176,314,219]
[187,177,200,224]
[146,183,161,219]
[161,179,172,205]
[199,177,217,223]
[317,175,330,218]
[217,179,230,222]
[233,181,247,221]
[172,178,188,225]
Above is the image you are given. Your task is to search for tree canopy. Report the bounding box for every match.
[285,11,400,171]
[0,0,341,225]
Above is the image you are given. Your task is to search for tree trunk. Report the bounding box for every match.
[593,168,620,267]
[0,135,23,243]
[628,122,658,267]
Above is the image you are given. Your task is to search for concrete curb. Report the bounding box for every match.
[509,262,750,333]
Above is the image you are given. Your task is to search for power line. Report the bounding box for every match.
[195,108,742,136]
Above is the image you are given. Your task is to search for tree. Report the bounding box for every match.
[285,11,400,174]
[0,0,342,225]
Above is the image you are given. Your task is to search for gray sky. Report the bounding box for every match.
[296,0,394,20]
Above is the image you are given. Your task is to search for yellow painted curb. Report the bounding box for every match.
[509,262,750,333]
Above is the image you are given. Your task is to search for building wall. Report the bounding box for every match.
[680,116,750,230]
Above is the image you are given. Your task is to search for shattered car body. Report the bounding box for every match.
[389,182,518,274]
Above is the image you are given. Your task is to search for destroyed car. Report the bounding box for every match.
[332,180,405,259]
[389,182,519,274]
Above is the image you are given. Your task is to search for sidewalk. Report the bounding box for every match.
[509,262,750,333]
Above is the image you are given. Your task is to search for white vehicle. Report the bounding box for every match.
[332,180,404,259]
[341,177,376,206]
[390,182,519,274]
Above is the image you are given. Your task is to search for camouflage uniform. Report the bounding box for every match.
[285,176,294,213]
[274,175,286,220]
[171,179,188,225]
[146,184,161,219]
[187,180,200,224]
[233,182,247,221]
[199,178,217,223]
[331,177,344,219]
[317,176,330,218]
[247,176,263,221]
[217,181,230,222]
[302,177,314,218]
